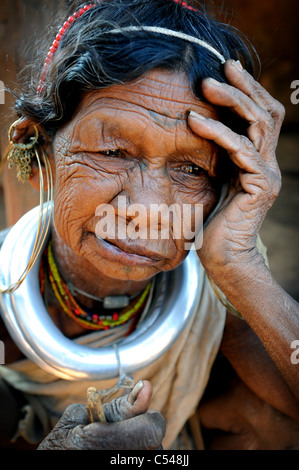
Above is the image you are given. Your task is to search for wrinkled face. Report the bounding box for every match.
[53,69,222,281]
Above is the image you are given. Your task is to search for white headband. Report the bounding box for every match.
[107,26,226,64]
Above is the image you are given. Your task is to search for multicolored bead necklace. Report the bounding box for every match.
[39,240,153,332]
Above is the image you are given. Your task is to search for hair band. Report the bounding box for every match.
[37,3,226,95]
[106,26,226,64]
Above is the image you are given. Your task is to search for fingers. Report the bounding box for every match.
[56,403,90,427]
[188,112,281,204]
[59,381,152,425]
[38,382,159,451]
[201,78,274,156]
[188,112,262,174]
[223,60,285,132]
[103,379,153,422]
[202,77,267,127]
[199,60,285,159]
[67,410,166,450]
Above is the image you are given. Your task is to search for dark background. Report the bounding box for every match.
[0,0,298,299]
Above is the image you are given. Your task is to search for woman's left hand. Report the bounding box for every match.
[38,380,166,450]
[188,59,285,275]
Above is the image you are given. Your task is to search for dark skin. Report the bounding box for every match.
[2,62,299,449]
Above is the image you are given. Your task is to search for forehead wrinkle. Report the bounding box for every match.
[97,100,184,122]
[139,73,192,89]
[97,101,186,134]
[97,104,182,154]
[73,99,186,143]
[109,70,195,101]
[101,92,201,116]
[75,94,213,141]
[67,100,218,171]
[76,68,219,122]
[79,79,210,120]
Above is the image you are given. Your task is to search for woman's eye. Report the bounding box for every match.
[101,149,121,157]
[181,164,204,176]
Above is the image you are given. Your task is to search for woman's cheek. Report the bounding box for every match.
[173,175,220,216]
[53,165,123,247]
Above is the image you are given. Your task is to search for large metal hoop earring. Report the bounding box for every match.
[0,119,53,294]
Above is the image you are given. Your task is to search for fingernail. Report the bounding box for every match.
[131,380,144,401]
[189,110,206,120]
[233,60,243,71]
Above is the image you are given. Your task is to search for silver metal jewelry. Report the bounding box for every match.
[0,203,203,381]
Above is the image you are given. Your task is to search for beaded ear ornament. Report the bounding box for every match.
[7,119,39,182]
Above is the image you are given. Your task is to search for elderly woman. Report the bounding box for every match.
[0,0,298,451]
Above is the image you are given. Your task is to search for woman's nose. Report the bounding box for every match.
[114,168,174,237]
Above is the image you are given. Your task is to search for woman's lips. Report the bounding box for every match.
[92,233,164,266]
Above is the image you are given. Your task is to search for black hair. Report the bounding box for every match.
[14,0,259,136]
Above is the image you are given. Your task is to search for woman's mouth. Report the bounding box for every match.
[92,233,164,267]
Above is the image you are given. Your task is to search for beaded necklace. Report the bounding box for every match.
[39,240,153,332]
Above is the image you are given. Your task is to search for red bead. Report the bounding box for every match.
[104,325,109,330]
[74,308,81,316]
[37,4,96,96]
[98,320,103,325]
[92,314,98,322]
[112,313,119,321]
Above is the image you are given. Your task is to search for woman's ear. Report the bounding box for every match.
[8,116,54,191]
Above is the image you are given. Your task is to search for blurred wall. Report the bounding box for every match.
[220,0,299,126]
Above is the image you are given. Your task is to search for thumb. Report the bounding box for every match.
[103,380,153,423]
